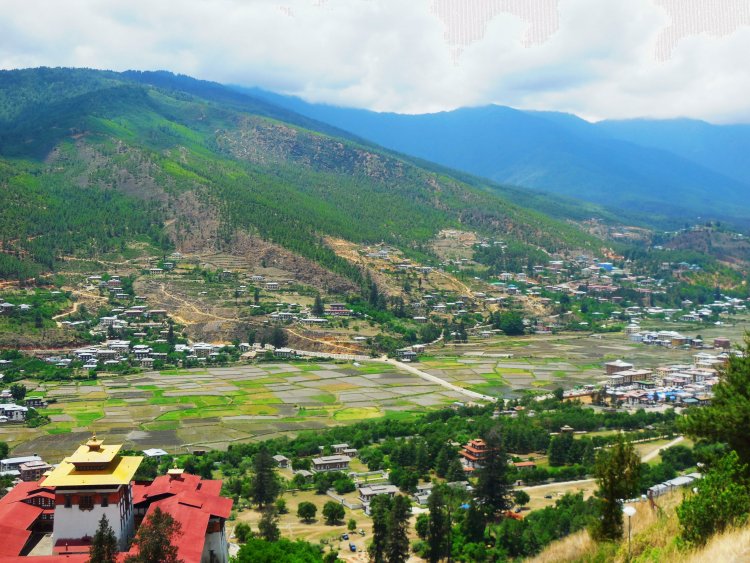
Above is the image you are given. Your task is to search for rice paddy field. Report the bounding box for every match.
[2,361,468,461]
[3,314,747,462]
[420,314,750,397]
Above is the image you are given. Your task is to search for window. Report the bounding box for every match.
[79,495,94,511]
[64,495,72,508]
[101,495,109,507]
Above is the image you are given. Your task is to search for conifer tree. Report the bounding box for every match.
[475,428,511,517]
[682,336,750,466]
[89,514,118,563]
[386,495,412,563]
[249,446,280,508]
[312,294,325,316]
[368,494,392,563]
[426,487,451,563]
[592,437,641,541]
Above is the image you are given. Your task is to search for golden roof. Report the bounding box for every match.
[68,442,122,465]
[42,456,142,487]
[42,436,142,487]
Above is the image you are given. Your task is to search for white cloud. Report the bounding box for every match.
[0,0,748,122]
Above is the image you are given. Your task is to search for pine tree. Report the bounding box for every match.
[427,487,451,563]
[592,437,641,541]
[312,294,325,316]
[368,494,392,563]
[446,458,466,483]
[682,336,750,466]
[89,515,118,563]
[270,327,288,349]
[434,446,451,478]
[386,495,412,563]
[461,500,486,543]
[475,428,511,518]
[249,447,280,508]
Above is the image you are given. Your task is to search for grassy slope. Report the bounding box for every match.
[527,491,750,562]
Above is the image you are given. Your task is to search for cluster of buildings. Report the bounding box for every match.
[0,436,232,562]
[601,351,738,406]
[0,301,35,315]
[1,455,52,481]
[0,389,46,424]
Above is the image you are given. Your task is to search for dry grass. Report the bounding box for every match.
[682,525,750,562]
[526,490,750,563]
[526,530,596,563]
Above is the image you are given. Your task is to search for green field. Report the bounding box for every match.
[1,360,466,461]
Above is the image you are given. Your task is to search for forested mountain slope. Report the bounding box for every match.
[245,88,750,228]
[0,68,601,281]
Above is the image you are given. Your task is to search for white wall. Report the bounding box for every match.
[202,527,229,563]
[53,487,134,550]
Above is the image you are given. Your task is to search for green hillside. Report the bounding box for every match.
[0,68,602,281]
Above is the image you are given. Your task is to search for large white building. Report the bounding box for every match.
[42,436,140,550]
[0,436,232,562]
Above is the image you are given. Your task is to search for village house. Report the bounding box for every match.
[0,403,28,422]
[1,455,43,475]
[607,368,653,387]
[19,460,52,482]
[359,484,398,507]
[274,347,295,359]
[142,448,168,461]
[311,455,351,473]
[24,397,47,408]
[325,303,352,316]
[604,359,634,375]
[272,455,290,469]
[397,350,417,361]
[413,482,434,505]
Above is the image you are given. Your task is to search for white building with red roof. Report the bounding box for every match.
[0,438,232,562]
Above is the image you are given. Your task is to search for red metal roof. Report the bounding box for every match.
[124,496,211,563]
[0,471,231,560]
[0,501,42,556]
[132,474,231,519]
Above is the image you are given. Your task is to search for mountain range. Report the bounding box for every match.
[244,88,750,228]
[0,68,600,282]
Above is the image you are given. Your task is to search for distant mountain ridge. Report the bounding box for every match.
[242,87,750,228]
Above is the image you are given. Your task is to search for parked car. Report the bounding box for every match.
[349,543,357,552]
[341,533,349,540]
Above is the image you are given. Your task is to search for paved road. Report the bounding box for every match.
[520,435,686,493]
[641,435,684,463]
[381,358,498,403]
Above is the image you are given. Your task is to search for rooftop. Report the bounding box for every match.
[42,437,141,487]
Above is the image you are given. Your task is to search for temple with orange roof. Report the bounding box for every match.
[0,436,232,562]
[459,438,489,470]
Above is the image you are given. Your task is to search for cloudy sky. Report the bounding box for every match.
[2,0,750,122]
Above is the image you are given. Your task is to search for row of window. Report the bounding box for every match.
[63,494,109,510]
